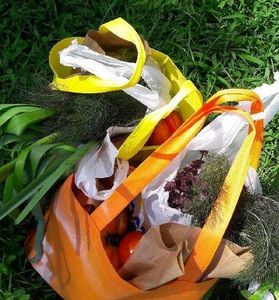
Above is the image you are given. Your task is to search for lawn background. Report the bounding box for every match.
[0,0,278,299]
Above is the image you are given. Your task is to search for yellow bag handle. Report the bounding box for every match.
[48,18,203,160]
[118,80,202,160]
[49,18,146,93]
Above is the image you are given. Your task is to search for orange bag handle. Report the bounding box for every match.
[178,90,263,282]
[91,89,263,281]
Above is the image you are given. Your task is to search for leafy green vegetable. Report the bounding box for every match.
[29,203,45,263]
[0,133,58,182]
[0,106,39,127]
[29,144,61,178]
[14,142,95,224]
[165,152,231,226]
[0,140,93,223]
[241,282,277,300]
[5,108,55,136]
[187,154,231,226]
[0,154,68,221]
[234,193,279,287]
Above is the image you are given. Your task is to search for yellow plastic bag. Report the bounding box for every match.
[49,18,203,160]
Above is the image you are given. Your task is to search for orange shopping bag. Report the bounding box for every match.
[27,89,263,300]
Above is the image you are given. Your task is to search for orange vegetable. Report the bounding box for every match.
[164,111,183,132]
[118,231,144,265]
[148,111,183,145]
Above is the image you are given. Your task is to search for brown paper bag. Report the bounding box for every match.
[84,29,151,55]
[204,239,252,279]
[119,224,252,291]
[118,225,190,290]
[70,29,150,76]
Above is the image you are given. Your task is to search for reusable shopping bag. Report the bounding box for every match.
[27,89,263,300]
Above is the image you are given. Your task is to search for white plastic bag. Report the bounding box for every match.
[75,127,132,201]
[141,73,279,228]
[59,40,171,110]
[187,73,279,156]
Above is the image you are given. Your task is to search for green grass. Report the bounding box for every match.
[0,0,278,299]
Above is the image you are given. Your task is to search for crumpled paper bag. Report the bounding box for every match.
[83,28,151,57]
[75,127,132,201]
[119,223,252,291]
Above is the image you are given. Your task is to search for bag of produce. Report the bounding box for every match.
[26,88,276,300]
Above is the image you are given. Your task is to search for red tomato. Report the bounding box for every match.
[148,111,183,145]
[118,231,144,265]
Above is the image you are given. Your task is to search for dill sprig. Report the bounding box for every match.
[187,153,231,226]
[233,193,279,287]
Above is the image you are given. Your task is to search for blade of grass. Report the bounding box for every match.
[239,53,266,67]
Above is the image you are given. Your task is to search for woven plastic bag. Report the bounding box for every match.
[26,89,263,300]
[49,18,203,160]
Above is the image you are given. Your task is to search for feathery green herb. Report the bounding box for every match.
[23,83,147,146]
[233,193,279,287]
